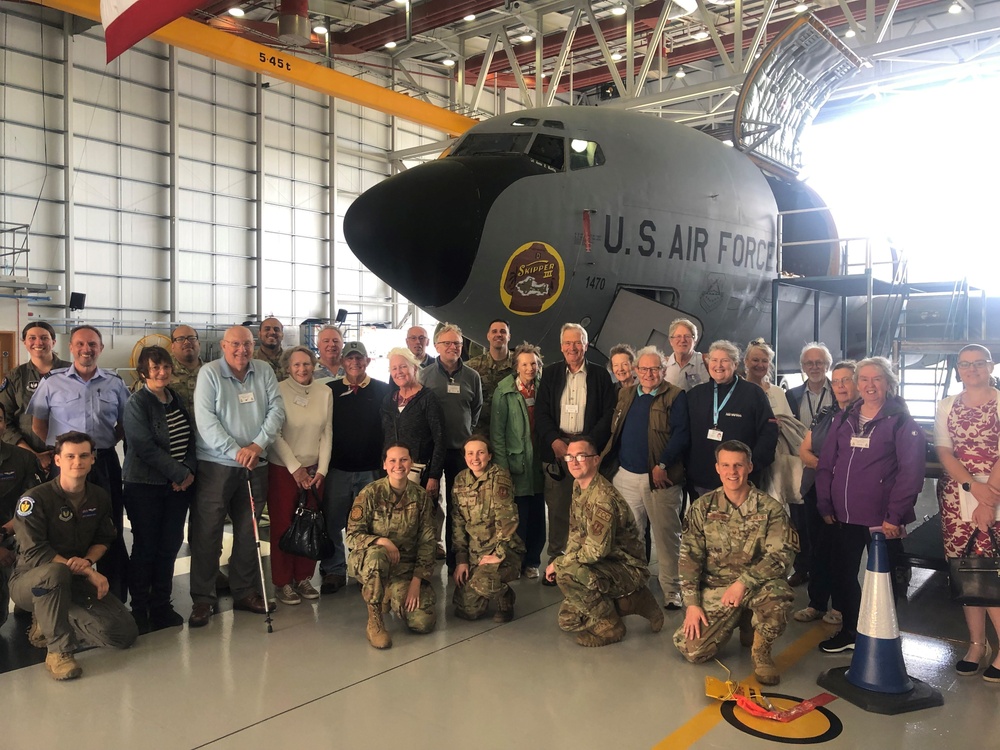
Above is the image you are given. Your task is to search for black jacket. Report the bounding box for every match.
[535,360,617,463]
[380,386,446,480]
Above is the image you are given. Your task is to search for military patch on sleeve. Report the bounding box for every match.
[595,507,612,523]
[16,497,34,517]
[784,524,800,551]
[591,521,605,536]
[349,505,364,522]
[497,485,509,499]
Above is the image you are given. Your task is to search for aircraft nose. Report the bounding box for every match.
[344,156,547,308]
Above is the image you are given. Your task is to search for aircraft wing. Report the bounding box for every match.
[734,14,864,179]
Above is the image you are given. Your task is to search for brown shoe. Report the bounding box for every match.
[27,613,47,649]
[46,652,82,681]
[576,617,627,647]
[233,593,276,615]
[739,609,754,648]
[493,589,516,623]
[188,603,215,628]
[366,603,392,649]
[321,573,347,594]
[614,587,664,633]
[752,631,780,686]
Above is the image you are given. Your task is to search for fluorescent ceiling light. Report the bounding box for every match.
[793,3,808,12]
[313,25,328,35]
[949,0,962,12]
[611,51,623,61]
[519,33,534,43]
[675,68,686,78]
[464,14,476,22]
[443,58,456,67]
[228,7,245,17]
[385,41,397,49]
[611,5,626,15]
[692,30,709,40]
[845,28,856,38]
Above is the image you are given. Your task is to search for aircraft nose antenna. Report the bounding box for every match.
[344,155,549,308]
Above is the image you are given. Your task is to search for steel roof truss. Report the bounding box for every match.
[470,31,501,110]
[635,0,672,92]
[499,31,534,106]
[695,0,738,76]
[545,6,584,105]
[744,0,778,75]
[585,0,629,97]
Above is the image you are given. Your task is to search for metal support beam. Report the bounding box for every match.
[875,0,901,44]
[545,7,582,106]
[585,1,627,98]
[535,10,544,107]
[168,49,179,319]
[743,0,777,74]
[62,12,75,315]
[499,33,533,107]
[635,0,672,93]
[695,0,738,76]
[36,0,477,137]
[255,75,265,321]
[328,96,338,322]
[471,32,500,111]
[393,62,433,103]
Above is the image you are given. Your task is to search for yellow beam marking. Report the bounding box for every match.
[36,0,478,137]
[653,625,831,750]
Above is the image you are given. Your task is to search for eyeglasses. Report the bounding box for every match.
[172,335,199,343]
[831,377,854,386]
[224,341,253,350]
[563,453,598,463]
[957,360,992,370]
[636,366,662,374]
[802,360,828,368]
[406,335,427,342]
[437,340,462,348]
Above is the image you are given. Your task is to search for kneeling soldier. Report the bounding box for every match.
[347,443,437,648]
[673,440,797,685]
[10,431,138,680]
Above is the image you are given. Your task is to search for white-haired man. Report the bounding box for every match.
[664,318,709,392]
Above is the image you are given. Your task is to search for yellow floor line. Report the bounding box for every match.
[652,624,830,750]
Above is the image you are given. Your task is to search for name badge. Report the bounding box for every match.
[239,392,256,404]
[707,428,723,441]
[523,397,535,407]
[565,404,579,414]
[850,436,870,449]
[447,384,461,395]
[294,395,309,407]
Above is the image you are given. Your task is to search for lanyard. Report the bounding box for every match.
[805,386,827,421]
[713,380,736,427]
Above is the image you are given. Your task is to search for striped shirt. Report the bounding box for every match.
[165,399,191,462]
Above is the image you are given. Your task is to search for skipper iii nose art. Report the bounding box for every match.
[345,16,864,361]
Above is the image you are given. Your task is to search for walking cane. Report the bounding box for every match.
[246,472,274,634]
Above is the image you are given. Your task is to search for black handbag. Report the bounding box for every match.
[278,488,336,561]
[948,527,1000,607]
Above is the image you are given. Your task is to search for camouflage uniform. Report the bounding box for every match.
[0,357,72,454]
[253,348,286,381]
[346,477,437,633]
[451,463,524,618]
[466,351,513,437]
[553,473,649,632]
[170,356,203,417]
[672,486,797,662]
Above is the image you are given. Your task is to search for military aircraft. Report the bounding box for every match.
[345,16,867,367]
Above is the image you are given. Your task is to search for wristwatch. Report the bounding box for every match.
[657,463,667,471]
[961,481,972,492]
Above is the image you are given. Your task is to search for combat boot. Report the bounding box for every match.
[614,588,664,632]
[366,603,392,649]
[739,609,754,647]
[27,613,47,649]
[493,588,516,623]
[576,616,627,647]
[751,631,780,686]
[45,652,82,681]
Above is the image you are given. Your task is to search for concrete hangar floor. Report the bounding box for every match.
[0,481,991,749]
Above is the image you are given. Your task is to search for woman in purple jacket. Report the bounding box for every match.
[815,356,926,654]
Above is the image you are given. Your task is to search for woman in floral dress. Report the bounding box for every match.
[935,344,1000,681]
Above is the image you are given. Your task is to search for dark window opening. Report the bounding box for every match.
[527,134,565,172]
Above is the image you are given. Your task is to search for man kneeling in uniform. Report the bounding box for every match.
[346,443,437,649]
[10,431,138,680]
[545,438,663,647]
[673,440,797,685]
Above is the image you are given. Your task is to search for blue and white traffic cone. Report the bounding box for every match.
[817,532,943,714]
[847,531,912,693]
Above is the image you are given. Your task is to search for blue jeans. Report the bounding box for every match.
[321,468,376,576]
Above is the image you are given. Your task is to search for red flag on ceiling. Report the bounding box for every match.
[101,0,205,63]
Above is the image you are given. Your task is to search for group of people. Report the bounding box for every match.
[1,313,997,687]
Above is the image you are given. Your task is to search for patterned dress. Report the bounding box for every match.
[938,391,1000,557]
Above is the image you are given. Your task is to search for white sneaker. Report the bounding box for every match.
[524,567,540,579]
[794,606,824,622]
[295,579,320,600]
[663,591,682,610]
[823,609,843,625]
[277,583,301,605]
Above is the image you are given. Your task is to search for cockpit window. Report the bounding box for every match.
[569,139,605,170]
[527,134,565,172]
[542,120,565,129]
[450,132,532,157]
[512,117,539,127]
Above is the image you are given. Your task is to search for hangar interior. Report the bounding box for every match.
[2,1,1000,747]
